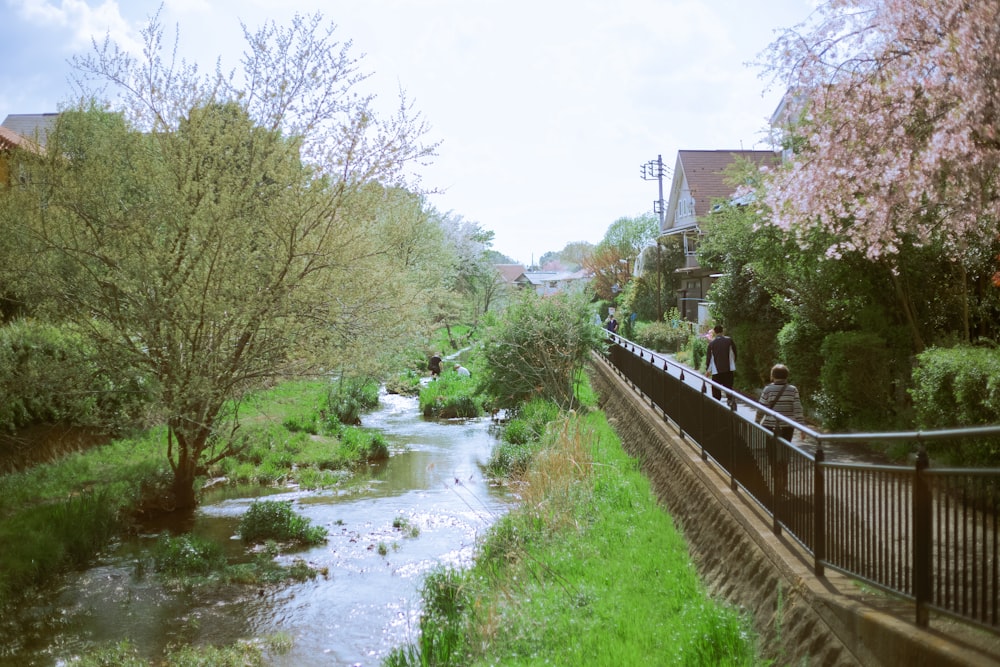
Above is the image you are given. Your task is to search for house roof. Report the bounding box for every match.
[495,264,527,284]
[675,149,779,220]
[0,126,27,151]
[517,271,587,285]
[1,113,59,148]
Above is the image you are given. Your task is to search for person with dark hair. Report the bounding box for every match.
[755,364,804,439]
[756,363,804,500]
[428,353,442,377]
[605,315,618,334]
[705,324,737,406]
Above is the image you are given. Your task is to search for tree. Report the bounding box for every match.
[440,213,505,324]
[1,12,437,511]
[759,0,1000,352]
[583,213,658,302]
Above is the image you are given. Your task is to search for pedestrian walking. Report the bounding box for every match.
[705,324,737,406]
[755,363,804,499]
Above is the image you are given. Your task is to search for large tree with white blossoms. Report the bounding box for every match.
[759,0,1000,352]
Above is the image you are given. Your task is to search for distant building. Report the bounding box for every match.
[1,113,59,149]
[0,114,54,186]
[495,264,527,286]
[514,270,590,297]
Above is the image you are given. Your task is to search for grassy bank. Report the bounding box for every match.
[0,378,384,614]
[386,378,759,665]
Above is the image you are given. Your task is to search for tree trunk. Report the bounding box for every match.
[889,270,925,354]
[169,428,200,511]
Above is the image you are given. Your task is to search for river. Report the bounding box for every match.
[2,387,511,666]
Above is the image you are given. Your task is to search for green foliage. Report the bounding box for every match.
[816,331,896,430]
[419,370,484,418]
[152,533,227,576]
[237,500,328,546]
[324,377,381,427]
[728,321,779,390]
[911,346,1000,427]
[910,346,1000,465]
[478,291,602,410]
[633,311,693,353]
[487,399,561,477]
[385,369,422,397]
[775,317,825,404]
[687,333,709,371]
[69,636,278,666]
[335,426,390,462]
[0,486,126,609]
[0,319,148,434]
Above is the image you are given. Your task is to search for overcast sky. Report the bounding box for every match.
[1,0,815,265]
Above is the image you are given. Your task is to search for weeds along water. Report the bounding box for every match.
[387,389,761,666]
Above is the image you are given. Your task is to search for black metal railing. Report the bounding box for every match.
[600,333,1000,633]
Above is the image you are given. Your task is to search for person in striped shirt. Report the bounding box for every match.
[755,364,804,442]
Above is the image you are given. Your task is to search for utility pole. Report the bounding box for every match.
[641,154,669,320]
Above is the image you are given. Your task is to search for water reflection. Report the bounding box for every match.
[2,389,510,666]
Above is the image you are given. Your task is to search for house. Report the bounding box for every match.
[514,270,590,297]
[495,264,527,287]
[659,149,780,325]
[0,113,57,186]
[1,113,58,148]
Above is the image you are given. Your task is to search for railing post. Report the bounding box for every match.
[814,443,825,577]
[914,446,931,628]
[769,432,781,535]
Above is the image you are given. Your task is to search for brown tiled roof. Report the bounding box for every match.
[496,264,527,284]
[0,126,28,151]
[677,150,779,218]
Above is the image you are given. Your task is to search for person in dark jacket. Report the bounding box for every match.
[428,353,442,377]
[605,315,619,333]
[705,324,737,405]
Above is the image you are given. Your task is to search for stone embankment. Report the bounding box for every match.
[589,355,1000,667]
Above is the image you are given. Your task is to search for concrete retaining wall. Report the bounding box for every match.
[589,355,1000,666]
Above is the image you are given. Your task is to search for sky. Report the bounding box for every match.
[0,0,816,266]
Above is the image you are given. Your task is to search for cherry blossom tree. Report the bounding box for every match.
[758,0,1000,349]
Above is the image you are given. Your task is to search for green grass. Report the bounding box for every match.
[66,633,294,666]
[386,388,759,666]
[419,368,484,418]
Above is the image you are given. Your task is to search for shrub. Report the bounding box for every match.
[634,320,692,353]
[911,345,1000,465]
[336,426,390,462]
[238,500,327,546]
[817,331,895,430]
[324,376,380,427]
[419,371,483,418]
[152,533,227,576]
[478,291,602,410]
[0,319,148,434]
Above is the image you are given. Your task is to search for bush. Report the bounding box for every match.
[336,426,390,462]
[487,399,560,477]
[152,533,227,576]
[911,345,1000,465]
[238,500,327,546]
[817,331,895,430]
[419,371,483,418]
[478,291,602,410]
[634,320,692,353]
[324,377,380,426]
[0,319,148,434]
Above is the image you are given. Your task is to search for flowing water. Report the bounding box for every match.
[2,388,511,666]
